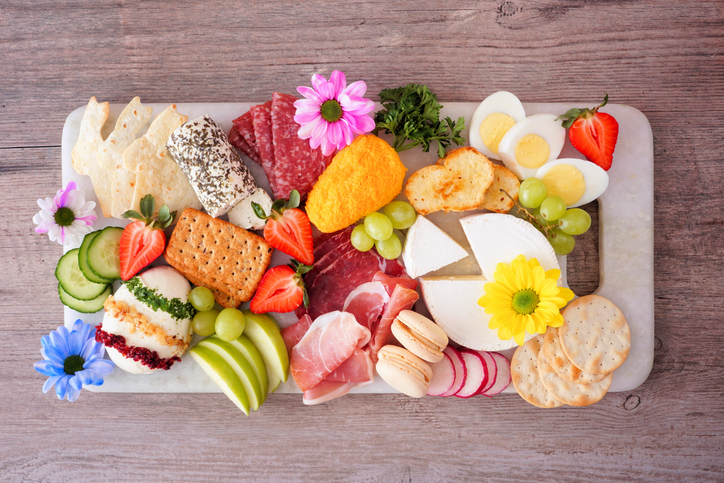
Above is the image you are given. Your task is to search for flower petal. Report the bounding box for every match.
[343,80,368,98]
[310,74,329,92]
[85,359,114,376]
[42,375,62,394]
[34,360,64,377]
[340,96,375,116]
[351,114,375,134]
[55,374,69,400]
[296,86,323,103]
[329,70,347,96]
[66,384,81,402]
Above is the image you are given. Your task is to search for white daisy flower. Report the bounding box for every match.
[33,182,97,246]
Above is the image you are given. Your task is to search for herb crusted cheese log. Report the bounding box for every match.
[167,115,257,217]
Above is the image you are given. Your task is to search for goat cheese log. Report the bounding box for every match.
[167,115,257,217]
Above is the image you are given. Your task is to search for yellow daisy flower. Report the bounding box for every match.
[478,254,575,346]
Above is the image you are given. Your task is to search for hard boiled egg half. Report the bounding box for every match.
[469,91,526,160]
[497,114,566,180]
[535,158,609,208]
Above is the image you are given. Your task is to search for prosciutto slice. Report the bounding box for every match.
[290,311,370,392]
[325,348,374,384]
[369,285,420,362]
[302,380,354,406]
[373,271,418,295]
[281,314,313,354]
[343,282,390,331]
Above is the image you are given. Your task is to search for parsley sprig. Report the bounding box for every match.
[373,84,465,158]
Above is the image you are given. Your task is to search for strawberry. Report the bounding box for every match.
[119,195,175,280]
[249,262,312,314]
[253,190,314,265]
[557,94,619,171]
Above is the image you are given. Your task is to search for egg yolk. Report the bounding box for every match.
[480,113,516,154]
[515,134,550,169]
[541,165,586,206]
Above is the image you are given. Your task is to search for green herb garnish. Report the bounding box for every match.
[124,277,197,321]
[373,84,466,158]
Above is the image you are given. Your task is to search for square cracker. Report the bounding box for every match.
[164,208,273,302]
[123,104,202,216]
[97,97,153,218]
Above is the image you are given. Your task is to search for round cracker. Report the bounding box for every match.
[543,327,609,384]
[559,295,630,374]
[510,334,563,408]
[537,347,612,406]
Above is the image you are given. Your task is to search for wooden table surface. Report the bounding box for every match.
[2,1,723,481]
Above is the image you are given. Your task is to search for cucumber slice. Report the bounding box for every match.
[59,283,111,313]
[87,226,123,280]
[79,231,113,284]
[55,249,109,301]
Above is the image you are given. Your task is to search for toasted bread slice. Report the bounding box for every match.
[482,164,520,213]
[404,147,494,216]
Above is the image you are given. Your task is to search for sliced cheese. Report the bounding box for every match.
[460,213,559,281]
[421,276,532,351]
[402,215,469,278]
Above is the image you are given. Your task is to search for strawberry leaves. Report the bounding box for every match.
[122,194,175,229]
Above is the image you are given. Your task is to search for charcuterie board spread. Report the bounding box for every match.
[34,74,653,411]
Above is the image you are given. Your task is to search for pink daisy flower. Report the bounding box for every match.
[32,181,96,246]
[294,70,376,156]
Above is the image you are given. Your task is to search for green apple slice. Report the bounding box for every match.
[242,311,290,384]
[198,337,263,411]
[189,345,250,415]
[229,335,269,403]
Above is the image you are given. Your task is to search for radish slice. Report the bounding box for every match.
[441,347,466,397]
[427,352,455,396]
[455,350,488,398]
[482,352,512,396]
[476,351,498,396]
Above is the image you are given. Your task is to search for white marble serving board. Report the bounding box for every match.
[61,100,653,395]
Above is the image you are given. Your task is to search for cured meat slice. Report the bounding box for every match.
[281,314,314,353]
[271,92,333,199]
[232,111,258,155]
[228,124,261,164]
[250,101,277,195]
[343,282,390,331]
[312,229,349,261]
[290,311,370,392]
[369,285,420,362]
[302,380,354,406]
[326,348,374,384]
[372,271,418,295]
[299,228,406,320]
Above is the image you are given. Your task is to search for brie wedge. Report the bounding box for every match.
[460,213,559,281]
[402,215,469,278]
[421,276,532,351]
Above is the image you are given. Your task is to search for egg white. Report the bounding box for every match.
[497,114,566,179]
[535,158,609,208]
[469,91,526,160]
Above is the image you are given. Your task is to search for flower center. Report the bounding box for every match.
[511,289,540,315]
[54,207,75,227]
[63,355,85,375]
[320,100,343,123]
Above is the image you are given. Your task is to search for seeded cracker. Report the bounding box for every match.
[164,208,272,302]
[543,327,609,384]
[166,116,257,217]
[510,334,563,408]
[559,295,631,375]
[537,345,612,406]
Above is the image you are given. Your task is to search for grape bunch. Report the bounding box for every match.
[351,201,417,260]
[517,178,592,256]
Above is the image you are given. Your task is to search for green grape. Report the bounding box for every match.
[189,286,215,312]
[215,308,246,341]
[382,201,417,229]
[351,224,375,252]
[393,229,406,247]
[532,208,560,228]
[519,178,548,209]
[559,209,592,236]
[364,212,394,241]
[375,233,402,260]
[539,196,567,221]
[547,229,576,256]
[192,309,219,337]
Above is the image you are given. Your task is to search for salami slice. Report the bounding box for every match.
[232,111,258,157]
[271,92,333,199]
[228,124,261,164]
[250,101,278,196]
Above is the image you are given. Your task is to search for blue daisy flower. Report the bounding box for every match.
[34,319,114,402]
